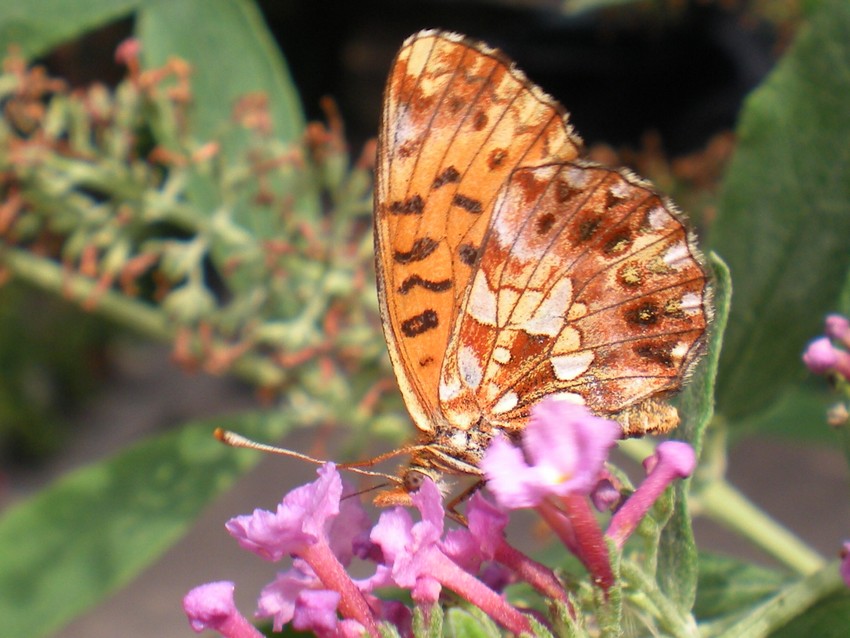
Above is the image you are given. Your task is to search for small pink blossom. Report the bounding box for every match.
[256,560,321,631]
[607,441,696,548]
[225,464,379,636]
[114,38,141,66]
[183,581,263,638]
[369,479,446,603]
[481,398,621,508]
[825,314,850,344]
[226,463,360,562]
[371,478,532,634]
[591,477,622,513]
[804,315,850,379]
[291,589,365,638]
[803,337,841,374]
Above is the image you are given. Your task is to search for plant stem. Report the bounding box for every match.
[620,561,698,638]
[697,479,824,574]
[711,561,844,638]
[619,431,825,574]
[1,246,286,387]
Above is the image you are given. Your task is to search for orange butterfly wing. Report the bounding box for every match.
[376,30,711,458]
[375,31,581,435]
[439,163,710,435]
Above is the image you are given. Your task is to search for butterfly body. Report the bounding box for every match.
[373,30,710,504]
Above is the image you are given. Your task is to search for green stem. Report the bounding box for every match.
[697,479,825,574]
[619,434,824,575]
[620,561,698,638]
[710,562,844,638]
[1,246,285,388]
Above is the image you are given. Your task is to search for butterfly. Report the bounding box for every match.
[372,30,711,505]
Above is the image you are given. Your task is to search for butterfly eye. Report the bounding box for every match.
[403,470,427,493]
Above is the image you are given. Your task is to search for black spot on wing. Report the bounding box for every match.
[389,194,425,215]
[452,193,483,214]
[432,166,460,189]
[398,275,452,294]
[394,237,438,264]
[401,310,439,337]
[458,243,479,266]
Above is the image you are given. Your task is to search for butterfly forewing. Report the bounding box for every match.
[375,30,581,433]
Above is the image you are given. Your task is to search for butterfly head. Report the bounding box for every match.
[371,467,433,507]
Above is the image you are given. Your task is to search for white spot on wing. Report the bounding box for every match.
[439,377,461,401]
[663,242,690,269]
[549,392,586,405]
[648,207,669,230]
[492,391,518,414]
[680,292,702,314]
[493,346,511,365]
[459,345,483,389]
[610,180,631,201]
[671,341,689,361]
[520,277,573,336]
[468,271,497,325]
[551,351,594,381]
[449,430,470,448]
[563,166,590,188]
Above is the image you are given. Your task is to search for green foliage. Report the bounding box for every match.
[710,0,850,423]
[445,607,502,638]
[694,553,791,622]
[657,255,732,612]
[0,283,114,459]
[0,411,292,637]
[0,0,849,637]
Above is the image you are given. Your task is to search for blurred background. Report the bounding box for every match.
[0,1,846,636]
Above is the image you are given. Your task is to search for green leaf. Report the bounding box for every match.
[676,253,732,455]
[709,0,850,421]
[135,0,320,238]
[734,383,836,442]
[694,553,790,622]
[136,0,304,152]
[770,590,850,638]
[0,0,140,58]
[412,603,444,638]
[0,410,292,638]
[703,561,845,638]
[657,253,731,611]
[445,607,501,638]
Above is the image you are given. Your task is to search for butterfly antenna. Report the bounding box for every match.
[214,428,403,485]
[342,482,392,502]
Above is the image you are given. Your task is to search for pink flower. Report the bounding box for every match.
[804,315,850,378]
[291,590,367,638]
[225,464,379,636]
[255,560,322,631]
[226,463,366,562]
[481,398,622,508]
[370,479,532,634]
[183,581,264,638]
[607,441,696,549]
[803,337,841,374]
[114,38,140,67]
[825,314,850,344]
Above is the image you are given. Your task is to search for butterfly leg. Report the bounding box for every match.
[446,478,486,526]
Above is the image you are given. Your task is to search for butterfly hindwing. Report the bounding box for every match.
[440,163,710,432]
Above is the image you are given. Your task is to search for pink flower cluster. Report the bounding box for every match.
[804,314,850,588]
[803,314,850,378]
[184,399,696,637]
